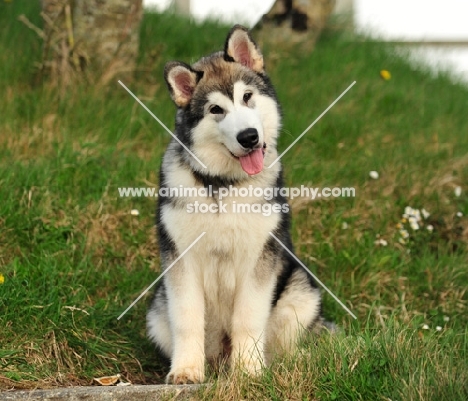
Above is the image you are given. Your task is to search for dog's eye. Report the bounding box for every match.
[210,105,224,114]
[243,92,253,104]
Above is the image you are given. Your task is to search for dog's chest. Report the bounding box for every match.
[162,193,279,261]
[163,193,279,326]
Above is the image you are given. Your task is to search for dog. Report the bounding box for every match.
[146,25,328,385]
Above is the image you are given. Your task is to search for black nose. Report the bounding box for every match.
[237,128,259,149]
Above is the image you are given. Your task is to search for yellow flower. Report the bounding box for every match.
[380,70,391,80]
[0,274,4,284]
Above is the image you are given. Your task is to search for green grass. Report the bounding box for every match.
[0,1,467,398]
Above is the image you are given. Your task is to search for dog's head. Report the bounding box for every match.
[164,25,281,179]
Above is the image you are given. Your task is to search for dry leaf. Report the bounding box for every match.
[93,374,121,386]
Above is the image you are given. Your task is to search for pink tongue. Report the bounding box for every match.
[239,148,264,175]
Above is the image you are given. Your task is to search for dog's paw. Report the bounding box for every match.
[166,366,205,384]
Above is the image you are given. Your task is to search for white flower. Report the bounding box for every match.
[410,222,419,230]
[443,316,450,322]
[341,222,348,230]
[414,209,422,222]
[374,239,388,246]
[400,229,409,239]
[454,186,462,197]
[398,237,407,245]
[404,206,423,221]
[436,326,442,332]
[456,211,463,217]
[422,208,430,219]
[130,209,140,216]
[422,324,429,330]
[409,217,419,230]
[404,206,414,216]
[426,225,434,232]
[369,171,379,179]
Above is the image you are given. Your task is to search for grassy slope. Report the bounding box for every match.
[0,1,467,399]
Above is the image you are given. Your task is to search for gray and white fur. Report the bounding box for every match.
[147,25,327,385]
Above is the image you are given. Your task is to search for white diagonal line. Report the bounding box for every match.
[118,80,207,169]
[268,81,356,168]
[269,232,357,320]
[117,231,206,320]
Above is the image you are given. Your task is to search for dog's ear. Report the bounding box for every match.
[224,25,264,73]
[164,61,202,107]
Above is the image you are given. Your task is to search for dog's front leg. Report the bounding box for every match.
[230,274,274,375]
[165,259,205,384]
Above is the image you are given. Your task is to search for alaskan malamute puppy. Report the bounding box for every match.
[147,25,327,384]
